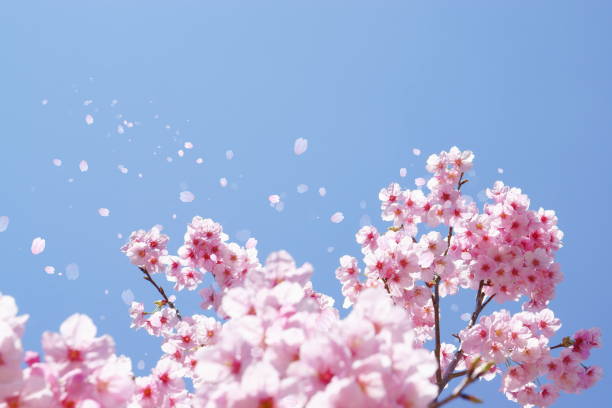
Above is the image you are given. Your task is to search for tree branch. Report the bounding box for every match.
[139,266,182,320]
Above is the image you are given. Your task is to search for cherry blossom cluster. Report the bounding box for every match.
[2,147,602,408]
[335,146,601,406]
[123,225,438,407]
[0,292,134,408]
[458,309,602,406]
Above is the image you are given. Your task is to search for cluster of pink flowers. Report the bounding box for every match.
[458,309,602,406]
[2,147,602,407]
[123,224,438,407]
[0,293,134,408]
[335,147,601,406]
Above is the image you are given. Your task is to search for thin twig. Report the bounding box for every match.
[429,367,486,408]
[436,281,495,395]
[433,276,443,389]
[139,267,182,320]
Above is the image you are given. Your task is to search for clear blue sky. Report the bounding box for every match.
[1,1,610,406]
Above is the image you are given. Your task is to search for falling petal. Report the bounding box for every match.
[219,177,228,187]
[268,194,280,204]
[85,114,94,125]
[31,237,46,255]
[83,99,93,106]
[246,238,258,249]
[297,184,309,194]
[0,216,9,232]
[121,289,134,305]
[184,142,193,149]
[327,246,335,253]
[178,150,184,157]
[399,168,407,178]
[98,208,110,217]
[66,263,79,280]
[412,148,421,156]
[294,138,308,155]
[195,158,204,164]
[318,187,327,197]
[180,191,195,203]
[41,99,48,105]
[225,150,234,160]
[117,124,124,134]
[79,160,89,172]
[497,168,504,174]
[118,165,128,174]
[415,177,426,187]
[330,212,344,223]
[52,158,62,167]
[44,266,55,275]
[460,313,471,322]
[137,360,145,370]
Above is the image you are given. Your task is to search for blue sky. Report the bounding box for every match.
[1,1,611,406]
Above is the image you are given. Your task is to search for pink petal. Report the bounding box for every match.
[318,187,327,197]
[297,184,309,194]
[0,216,9,232]
[184,142,193,149]
[79,160,89,172]
[98,208,110,217]
[415,177,426,187]
[399,168,407,177]
[44,266,55,275]
[195,158,204,164]
[412,148,421,156]
[268,194,280,204]
[180,191,195,203]
[330,212,344,223]
[246,238,258,249]
[85,114,94,125]
[497,168,504,174]
[294,138,308,155]
[225,150,234,160]
[31,237,46,255]
[52,158,62,167]
[219,177,228,187]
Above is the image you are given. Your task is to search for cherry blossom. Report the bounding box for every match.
[2,147,601,408]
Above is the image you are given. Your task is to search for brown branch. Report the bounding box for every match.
[435,281,495,398]
[433,277,443,389]
[139,267,182,320]
[429,373,482,407]
[432,172,466,390]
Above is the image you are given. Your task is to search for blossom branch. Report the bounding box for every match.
[138,266,182,320]
[429,360,491,408]
[436,280,495,398]
[433,172,467,389]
